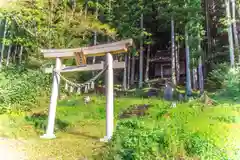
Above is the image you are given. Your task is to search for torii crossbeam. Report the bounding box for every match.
[40,39,133,142]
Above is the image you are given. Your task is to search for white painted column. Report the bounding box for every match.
[41,57,62,139]
[101,53,114,142]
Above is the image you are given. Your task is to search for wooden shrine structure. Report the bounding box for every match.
[41,39,133,142]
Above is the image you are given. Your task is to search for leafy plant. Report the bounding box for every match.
[222,67,240,98]
[0,66,51,111]
[100,102,237,160]
[207,63,229,90]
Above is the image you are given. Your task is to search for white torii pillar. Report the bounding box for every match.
[41,57,62,139]
[101,53,114,142]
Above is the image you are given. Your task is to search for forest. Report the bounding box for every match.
[0,0,240,160]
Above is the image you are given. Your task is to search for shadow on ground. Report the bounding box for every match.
[68,131,100,140]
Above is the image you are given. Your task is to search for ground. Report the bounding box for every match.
[0,137,27,160]
[0,96,155,160]
[1,95,240,160]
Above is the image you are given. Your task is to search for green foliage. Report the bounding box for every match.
[209,63,240,100]
[207,63,229,90]
[184,132,228,159]
[221,66,240,98]
[0,0,116,63]
[102,102,240,160]
[0,66,51,111]
[1,96,240,159]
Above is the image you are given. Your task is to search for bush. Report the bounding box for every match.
[221,67,240,98]
[103,119,168,160]
[100,104,237,160]
[0,66,51,111]
[102,119,229,160]
[207,63,229,90]
[184,132,228,159]
[208,63,240,100]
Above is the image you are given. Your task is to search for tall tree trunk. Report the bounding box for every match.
[127,53,131,89]
[83,2,88,41]
[204,0,211,76]
[139,13,144,88]
[19,45,23,64]
[198,56,204,94]
[0,19,8,68]
[204,0,211,56]
[175,39,180,84]
[197,31,204,94]
[93,0,98,66]
[92,0,98,76]
[171,17,176,85]
[231,0,240,62]
[131,55,136,85]
[108,0,112,42]
[123,54,127,90]
[226,0,235,67]
[145,44,150,82]
[49,0,53,48]
[6,45,11,66]
[64,0,67,22]
[92,31,97,66]
[192,66,198,90]
[13,46,17,64]
[185,27,192,96]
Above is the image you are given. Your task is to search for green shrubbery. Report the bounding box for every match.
[0,66,51,112]
[221,67,240,98]
[101,102,240,160]
[208,63,240,101]
[207,62,229,90]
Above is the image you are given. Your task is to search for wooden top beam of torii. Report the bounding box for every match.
[41,39,133,59]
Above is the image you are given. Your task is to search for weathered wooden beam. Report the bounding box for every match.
[41,39,133,58]
[83,39,133,50]
[82,44,127,57]
[45,61,125,73]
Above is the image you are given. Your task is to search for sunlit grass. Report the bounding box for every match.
[0,96,160,159]
[0,95,240,159]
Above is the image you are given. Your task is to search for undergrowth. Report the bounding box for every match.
[1,94,240,159]
[208,63,240,103]
[99,100,240,160]
[0,66,51,113]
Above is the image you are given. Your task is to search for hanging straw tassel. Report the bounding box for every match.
[77,87,81,95]
[88,83,91,90]
[91,81,95,89]
[84,85,88,93]
[70,85,74,93]
[65,82,69,91]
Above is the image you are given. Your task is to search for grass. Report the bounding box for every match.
[102,99,240,160]
[0,95,162,160]
[1,95,240,159]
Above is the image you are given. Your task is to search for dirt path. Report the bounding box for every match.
[0,137,28,160]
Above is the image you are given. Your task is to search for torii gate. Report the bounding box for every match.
[40,39,133,142]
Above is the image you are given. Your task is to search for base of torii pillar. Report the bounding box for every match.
[40,134,56,139]
[100,53,114,142]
